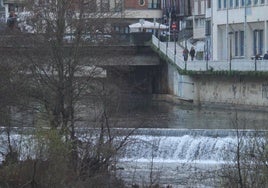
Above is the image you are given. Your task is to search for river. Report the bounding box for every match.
[1,99,268,187]
[110,99,268,187]
[111,99,268,130]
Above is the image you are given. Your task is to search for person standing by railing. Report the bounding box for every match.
[183,47,189,62]
[190,47,195,61]
[263,51,268,60]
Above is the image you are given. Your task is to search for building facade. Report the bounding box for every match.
[0,0,5,21]
[192,0,211,40]
[3,0,25,20]
[212,0,268,61]
[161,0,194,31]
[2,0,163,35]
[191,0,212,60]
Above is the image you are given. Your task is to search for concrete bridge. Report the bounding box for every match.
[0,34,168,95]
[0,34,160,66]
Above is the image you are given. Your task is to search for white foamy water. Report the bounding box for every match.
[1,128,266,187]
[1,128,266,163]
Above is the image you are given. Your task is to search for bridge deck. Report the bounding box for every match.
[0,34,160,66]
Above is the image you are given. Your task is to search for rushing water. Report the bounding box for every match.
[1,100,268,187]
[114,128,267,187]
[111,100,268,187]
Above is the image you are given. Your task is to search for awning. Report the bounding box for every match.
[129,20,168,30]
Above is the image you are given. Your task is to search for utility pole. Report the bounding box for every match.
[244,4,247,58]
[229,31,233,71]
[168,11,171,41]
[226,2,229,62]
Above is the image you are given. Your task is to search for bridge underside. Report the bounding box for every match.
[103,63,168,95]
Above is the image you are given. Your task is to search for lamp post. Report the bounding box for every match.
[153,18,156,36]
[228,31,233,71]
[205,38,209,70]
[168,11,171,41]
[163,15,168,56]
[172,23,177,46]
[172,22,177,63]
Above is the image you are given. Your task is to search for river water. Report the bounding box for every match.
[109,100,268,187]
[1,99,268,187]
[112,99,268,130]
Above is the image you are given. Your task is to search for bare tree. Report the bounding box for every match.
[0,1,134,187]
[219,113,268,188]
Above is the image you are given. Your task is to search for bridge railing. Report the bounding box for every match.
[152,35,268,72]
[0,33,152,47]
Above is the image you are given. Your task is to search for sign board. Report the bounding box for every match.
[172,23,176,30]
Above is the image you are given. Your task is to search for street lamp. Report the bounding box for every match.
[205,37,209,71]
[228,31,233,71]
[168,11,171,42]
[172,22,177,63]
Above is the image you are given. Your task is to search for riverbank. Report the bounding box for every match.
[152,94,268,113]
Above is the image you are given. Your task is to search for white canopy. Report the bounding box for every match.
[129,20,168,31]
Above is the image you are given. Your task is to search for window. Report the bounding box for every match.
[246,0,252,5]
[124,27,129,33]
[240,31,244,56]
[195,19,204,27]
[101,0,109,12]
[87,0,97,12]
[235,31,238,56]
[253,30,263,55]
[114,26,129,34]
[200,18,205,27]
[114,26,120,32]
[229,0,233,8]
[260,0,265,4]
[114,0,122,11]
[241,0,245,6]
[207,0,211,8]
[234,30,244,56]
[254,0,258,4]
[218,0,221,9]
[235,0,239,7]
[148,0,161,9]
[8,4,16,12]
[223,0,227,8]
[205,20,211,36]
[139,0,145,6]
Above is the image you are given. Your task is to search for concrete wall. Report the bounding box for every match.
[167,63,194,101]
[166,63,268,108]
[167,63,176,95]
[192,75,268,108]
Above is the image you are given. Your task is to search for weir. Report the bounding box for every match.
[118,128,266,163]
[1,128,266,164]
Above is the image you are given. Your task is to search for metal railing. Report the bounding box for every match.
[152,35,268,72]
